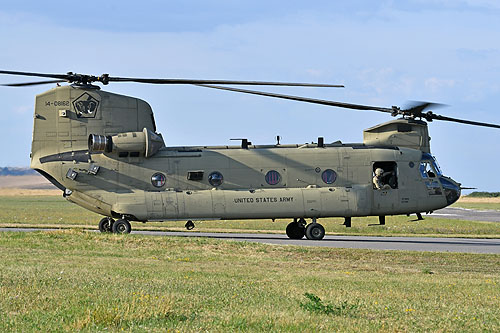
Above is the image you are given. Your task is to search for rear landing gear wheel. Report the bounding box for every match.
[112,219,131,234]
[286,220,306,239]
[185,220,195,230]
[98,217,114,233]
[305,223,325,240]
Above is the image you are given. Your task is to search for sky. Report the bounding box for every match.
[0,0,499,192]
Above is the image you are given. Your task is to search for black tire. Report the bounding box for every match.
[305,223,325,240]
[185,220,195,230]
[112,219,131,234]
[98,217,114,233]
[286,221,305,239]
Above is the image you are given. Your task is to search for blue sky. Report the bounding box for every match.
[1,0,499,191]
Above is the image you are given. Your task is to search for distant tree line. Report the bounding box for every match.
[0,167,37,176]
[467,192,500,198]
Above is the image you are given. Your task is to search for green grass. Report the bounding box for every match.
[0,231,498,332]
[1,196,500,238]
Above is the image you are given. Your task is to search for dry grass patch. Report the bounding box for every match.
[0,188,60,196]
[459,196,500,203]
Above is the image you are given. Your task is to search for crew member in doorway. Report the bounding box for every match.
[373,168,391,190]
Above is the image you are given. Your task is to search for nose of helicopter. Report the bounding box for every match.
[439,176,461,205]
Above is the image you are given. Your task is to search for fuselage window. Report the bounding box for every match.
[151,172,166,188]
[321,169,337,184]
[208,171,224,187]
[265,170,281,185]
[372,161,398,189]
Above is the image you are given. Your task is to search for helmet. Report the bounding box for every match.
[375,168,384,176]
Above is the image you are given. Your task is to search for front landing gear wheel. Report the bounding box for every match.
[112,219,131,234]
[286,221,305,239]
[305,223,325,240]
[98,217,114,233]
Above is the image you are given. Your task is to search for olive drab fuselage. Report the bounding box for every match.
[30,85,461,222]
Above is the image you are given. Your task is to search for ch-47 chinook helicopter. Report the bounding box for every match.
[2,70,499,240]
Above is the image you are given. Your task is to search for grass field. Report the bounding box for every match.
[1,195,499,238]
[0,230,498,332]
[0,193,499,331]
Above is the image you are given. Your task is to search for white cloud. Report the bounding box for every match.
[424,77,456,93]
[14,105,32,115]
[414,0,500,9]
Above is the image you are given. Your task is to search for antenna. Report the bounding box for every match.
[230,138,251,149]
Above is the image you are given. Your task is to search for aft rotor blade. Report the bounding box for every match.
[108,77,344,87]
[1,79,66,87]
[196,84,394,113]
[429,114,500,129]
[0,70,68,80]
[0,70,344,88]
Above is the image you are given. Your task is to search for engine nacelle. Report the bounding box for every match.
[89,128,165,158]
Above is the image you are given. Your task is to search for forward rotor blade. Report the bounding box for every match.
[199,84,500,129]
[428,113,500,129]
[403,101,445,114]
[196,84,394,113]
[1,79,66,87]
[108,77,344,87]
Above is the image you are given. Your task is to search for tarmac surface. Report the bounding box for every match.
[1,227,499,254]
[428,206,500,222]
[1,206,500,254]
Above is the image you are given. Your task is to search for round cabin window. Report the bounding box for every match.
[208,171,224,187]
[151,173,166,187]
[321,169,337,184]
[265,170,281,185]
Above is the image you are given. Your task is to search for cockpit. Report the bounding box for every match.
[420,153,460,205]
[420,153,442,178]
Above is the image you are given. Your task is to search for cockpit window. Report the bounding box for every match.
[421,153,442,177]
[420,162,436,178]
[420,158,443,195]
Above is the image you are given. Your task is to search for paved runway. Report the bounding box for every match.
[2,227,499,254]
[428,207,500,222]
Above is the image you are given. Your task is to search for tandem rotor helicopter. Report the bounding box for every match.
[2,70,499,240]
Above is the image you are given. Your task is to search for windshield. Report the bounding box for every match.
[421,152,443,176]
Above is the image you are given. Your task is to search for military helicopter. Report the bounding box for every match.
[2,70,499,240]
